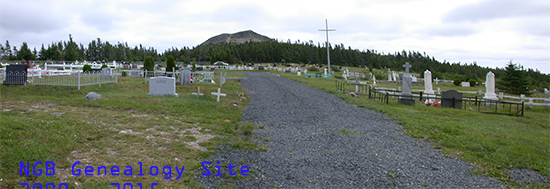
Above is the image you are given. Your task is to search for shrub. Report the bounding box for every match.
[453,79,461,86]
[307,66,319,72]
[166,55,175,72]
[331,67,341,72]
[101,64,108,68]
[143,56,154,71]
[121,71,128,77]
[469,79,477,87]
[83,65,92,72]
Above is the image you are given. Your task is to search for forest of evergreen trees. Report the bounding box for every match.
[1,35,548,89]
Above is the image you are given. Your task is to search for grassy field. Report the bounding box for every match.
[276,71,550,188]
[0,76,259,188]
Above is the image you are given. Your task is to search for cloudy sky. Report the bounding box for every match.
[1,0,549,73]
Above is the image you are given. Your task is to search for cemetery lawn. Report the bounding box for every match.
[0,77,259,188]
[278,72,550,187]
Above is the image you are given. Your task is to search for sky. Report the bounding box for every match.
[1,0,549,73]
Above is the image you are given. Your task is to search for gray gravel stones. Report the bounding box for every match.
[197,72,503,188]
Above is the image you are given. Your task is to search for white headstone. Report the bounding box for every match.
[423,70,435,97]
[372,74,376,86]
[297,71,301,76]
[324,68,327,75]
[434,77,440,85]
[388,69,392,81]
[461,82,470,87]
[131,69,140,77]
[483,71,498,100]
[148,77,178,97]
[392,71,397,82]
[411,75,418,82]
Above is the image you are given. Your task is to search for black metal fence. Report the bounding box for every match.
[335,83,525,116]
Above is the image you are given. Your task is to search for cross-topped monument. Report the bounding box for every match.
[319,19,335,75]
[403,62,412,74]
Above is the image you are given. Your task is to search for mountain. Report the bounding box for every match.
[199,30,275,46]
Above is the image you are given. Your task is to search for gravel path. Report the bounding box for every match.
[197,72,503,188]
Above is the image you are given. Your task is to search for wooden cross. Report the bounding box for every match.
[403,62,412,73]
[211,88,226,102]
[191,87,204,99]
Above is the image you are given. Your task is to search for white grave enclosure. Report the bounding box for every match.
[148,77,178,97]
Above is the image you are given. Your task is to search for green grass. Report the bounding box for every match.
[0,77,259,188]
[276,71,550,188]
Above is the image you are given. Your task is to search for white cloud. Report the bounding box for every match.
[0,0,548,73]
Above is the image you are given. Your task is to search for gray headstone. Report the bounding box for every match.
[130,69,140,77]
[402,75,412,95]
[101,68,112,78]
[180,69,191,85]
[461,82,470,87]
[220,76,226,87]
[441,90,462,109]
[148,77,178,97]
[85,92,102,101]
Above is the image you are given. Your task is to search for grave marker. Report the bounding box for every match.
[3,64,27,85]
[211,88,226,102]
[180,69,191,85]
[483,71,498,100]
[148,77,178,97]
[130,69,140,77]
[423,70,435,98]
[461,82,470,87]
[441,90,462,109]
[191,87,204,98]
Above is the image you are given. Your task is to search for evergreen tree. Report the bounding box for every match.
[166,55,175,72]
[499,61,531,95]
[143,56,154,72]
[64,34,79,61]
[17,42,35,60]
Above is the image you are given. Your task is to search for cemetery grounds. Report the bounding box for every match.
[0,73,264,188]
[275,69,549,188]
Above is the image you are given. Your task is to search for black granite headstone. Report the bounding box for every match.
[3,65,27,85]
[441,90,463,109]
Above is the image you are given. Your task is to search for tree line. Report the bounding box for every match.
[1,35,548,89]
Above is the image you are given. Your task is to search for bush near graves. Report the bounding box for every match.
[469,79,477,87]
[166,55,176,72]
[101,64,108,68]
[121,71,128,77]
[453,79,461,86]
[307,66,319,72]
[143,56,154,71]
[82,64,92,72]
[332,67,341,72]
[499,61,531,95]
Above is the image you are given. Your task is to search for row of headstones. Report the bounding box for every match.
[147,72,227,102]
[398,62,501,106]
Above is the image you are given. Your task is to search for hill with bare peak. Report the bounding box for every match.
[200,30,275,46]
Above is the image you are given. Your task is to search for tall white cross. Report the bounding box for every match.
[319,19,335,75]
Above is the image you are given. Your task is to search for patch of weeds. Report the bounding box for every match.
[386,172,396,178]
[422,183,429,187]
[263,137,271,141]
[287,152,294,155]
[182,135,197,142]
[257,145,269,151]
[272,184,281,188]
[322,153,329,156]
[387,181,392,185]
[339,128,364,135]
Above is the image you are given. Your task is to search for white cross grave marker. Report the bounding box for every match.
[211,88,226,102]
[191,87,204,99]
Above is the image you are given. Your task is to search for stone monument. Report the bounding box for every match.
[483,71,498,100]
[423,70,435,98]
[148,77,178,97]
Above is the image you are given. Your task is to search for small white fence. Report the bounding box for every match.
[1,70,117,90]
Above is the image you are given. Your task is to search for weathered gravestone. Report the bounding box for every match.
[461,82,470,87]
[441,90,462,109]
[180,69,191,85]
[148,77,178,97]
[423,70,435,98]
[399,63,415,105]
[130,69,140,77]
[3,64,27,85]
[101,68,112,78]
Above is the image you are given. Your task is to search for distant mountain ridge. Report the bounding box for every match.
[200,30,274,46]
